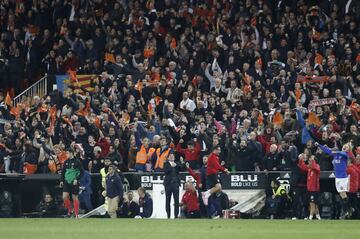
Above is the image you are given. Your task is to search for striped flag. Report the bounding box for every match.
[56,74,95,93]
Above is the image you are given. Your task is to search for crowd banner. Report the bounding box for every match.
[308,98,337,110]
[56,74,95,93]
[296,75,330,83]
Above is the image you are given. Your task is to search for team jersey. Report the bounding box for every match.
[61,157,84,184]
[319,144,348,178]
[207,153,225,176]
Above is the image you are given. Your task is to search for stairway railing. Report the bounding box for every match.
[12,75,47,106]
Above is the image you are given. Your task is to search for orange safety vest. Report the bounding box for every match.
[155,148,171,169]
[136,145,156,165]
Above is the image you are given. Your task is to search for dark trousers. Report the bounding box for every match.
[79,193,93,212]
[291,186,307,218]
[165,183,179,219]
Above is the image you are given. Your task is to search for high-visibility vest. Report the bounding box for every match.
[272,185,286,197]
[272,185,291,201]
[136,145,156,165]
[155,148,171,169]
[100,168,108,189]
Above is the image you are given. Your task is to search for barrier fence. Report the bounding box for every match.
[0,171,337,216]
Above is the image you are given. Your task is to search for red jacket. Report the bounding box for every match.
[207,153,225,176]
[355,163,360,190]
[182,190,200,212]
[298,159,320,192]
[187,167,202,189]
[347,164,359,193]
[96,138,110,158]
[176,142,201,161]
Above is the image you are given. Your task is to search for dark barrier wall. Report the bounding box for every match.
[0,172,336,215]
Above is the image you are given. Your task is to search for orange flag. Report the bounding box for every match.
[148,103,153,116]
[154,96,162,105]
[192,75,197,86]
[243,73,251,85]
[94,116,101,129]
[315,53,323,65]
[143,48,154,58]
[350,101,360,112]
[4,92,12,106]
[104,53,116,63]
[272,112,284,125]
[68,70,78,83]
[258,111,264,125]
[135,80,143,94]
[251,17,257,26]
[48,105,57,133]
[10,106,20,119]
[307,112,322,127]
[243,84,252,95]
[170,38,177,50]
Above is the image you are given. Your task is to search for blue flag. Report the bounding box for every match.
[296,109,313,144]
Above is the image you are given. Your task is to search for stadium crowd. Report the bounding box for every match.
[1,0,360,219]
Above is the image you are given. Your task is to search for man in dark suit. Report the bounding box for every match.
[163,152,184,219]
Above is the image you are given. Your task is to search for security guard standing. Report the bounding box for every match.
[154,136,172,172]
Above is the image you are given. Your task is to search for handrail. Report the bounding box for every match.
[12,74,48,106]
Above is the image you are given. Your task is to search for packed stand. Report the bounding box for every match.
[0,0,360,219]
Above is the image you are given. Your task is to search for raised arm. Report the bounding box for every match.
[316,143,334,157]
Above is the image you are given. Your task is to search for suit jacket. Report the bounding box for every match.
[163,161,183,187]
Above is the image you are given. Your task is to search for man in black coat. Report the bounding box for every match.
[163,151,184,218]
[228,140,256,171]
[120,191,139,218]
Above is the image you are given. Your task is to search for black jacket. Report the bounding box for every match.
[163,161,184,187]
[61,157,84,183]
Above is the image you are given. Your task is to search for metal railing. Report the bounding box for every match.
[13,75,47,106]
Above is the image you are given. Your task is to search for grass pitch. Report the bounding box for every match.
[0,219,359,239]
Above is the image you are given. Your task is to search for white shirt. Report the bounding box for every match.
[180,98,196,112]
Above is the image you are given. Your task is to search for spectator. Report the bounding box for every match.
[120,191,139,218]
[137,187,153,218]
[36,193,58,218]
[1,0,360,221]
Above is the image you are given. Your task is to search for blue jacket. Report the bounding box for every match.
[139,193,153,218]
[106,173,123,199]
[79,171,92,196]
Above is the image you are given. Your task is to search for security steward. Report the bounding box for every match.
[105,164,123,218]
[268,179,291,219]
[154,136,172,172]
[135,137,156,172]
